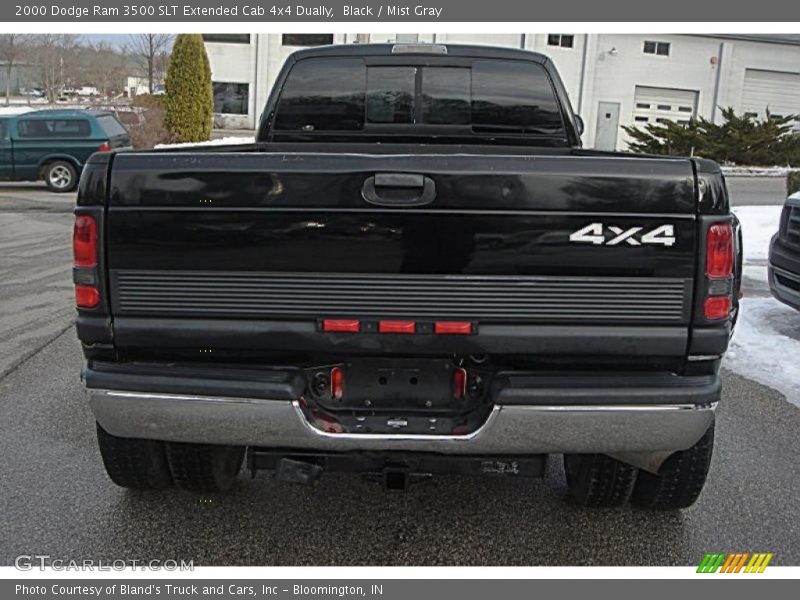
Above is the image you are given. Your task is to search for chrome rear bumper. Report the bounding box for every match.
[87,389,715,455]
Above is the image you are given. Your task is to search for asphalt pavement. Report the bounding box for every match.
[0,184,74,378]
[725,176,788,206]
[0,178,798,566]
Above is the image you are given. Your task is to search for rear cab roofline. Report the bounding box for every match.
[285,42,552,63]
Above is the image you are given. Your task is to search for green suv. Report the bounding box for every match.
[0,109,131,192]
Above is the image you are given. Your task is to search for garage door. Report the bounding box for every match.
[633,86,698,126]
[742,69,800,125]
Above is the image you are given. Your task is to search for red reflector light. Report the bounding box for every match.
[435,321,473,335]
[322,319,360,333]
[97,141,111,152]
[378,320,416,334]
[704,296,731,320]
[75,285,100,308]
[73,215,97,267]
[330,367,344,400]
[453,368,467,399]
[316,412,344,434]
[706,223,733,279]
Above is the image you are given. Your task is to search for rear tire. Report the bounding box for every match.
[631,424,714,510]
[96,423,173,490]
[44,160,78,193]
[166,442,245,493]
[564,453,637,507]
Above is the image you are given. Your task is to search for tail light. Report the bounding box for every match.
[330,367,344,400]
[75,285,100,308]
[73,214,100,309]
[703,222,734,320]
[378,320,415,334]
[704,296,731,320]
[435,321,473,335]
[97,141,111,152]
[706,223,734,279]
[322,319,360,333]
[73,215,97,267]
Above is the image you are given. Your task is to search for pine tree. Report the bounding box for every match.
[789,172,800,196]
[622,107,800,166]
[163,34,213,143]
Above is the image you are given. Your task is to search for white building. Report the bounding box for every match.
[202,33,800,150]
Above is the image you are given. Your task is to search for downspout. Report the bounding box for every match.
[252,34,260,130]
[710,42,724,123]
[577,33,590,114]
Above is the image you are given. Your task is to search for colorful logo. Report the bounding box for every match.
[697,552,774,573]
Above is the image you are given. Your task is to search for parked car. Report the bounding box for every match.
[75,44,741,509]
[19,87,45,98]
[768,192,800,309]
[0,109,130,192]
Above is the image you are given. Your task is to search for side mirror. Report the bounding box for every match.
[574,115,585,136]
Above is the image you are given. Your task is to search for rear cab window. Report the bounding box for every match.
[273,58,366,131]
[272,56,567,143]
[17,118,92,138]
[96,114,129,138]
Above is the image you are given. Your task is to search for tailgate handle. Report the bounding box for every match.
[361,173,436,207]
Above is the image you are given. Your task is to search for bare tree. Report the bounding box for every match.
[0,34,31,105]
[85,41,126,98]
[127,34,173,93]
[30,34,81,102]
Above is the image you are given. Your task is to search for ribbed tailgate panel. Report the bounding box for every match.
[112,271,691,323]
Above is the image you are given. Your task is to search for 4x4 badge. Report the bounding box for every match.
[569,223,676,246]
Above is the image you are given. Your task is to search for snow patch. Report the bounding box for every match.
[0,106,36,115]
[155,136,255,149]
[732,205,782,262]
[725,297,800,407]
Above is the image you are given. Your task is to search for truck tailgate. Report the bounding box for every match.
[104,151,698,357]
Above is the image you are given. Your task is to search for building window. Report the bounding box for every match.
[643,41,670,56]
[281,34,334,47]
[547,34,574,48]
[213,82,249,115]
[202,34,250,44]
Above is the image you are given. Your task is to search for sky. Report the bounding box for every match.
[82,34,176,50]
[82,35,131,48]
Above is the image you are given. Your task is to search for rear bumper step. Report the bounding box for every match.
[108,318,691,357]
[87,381,717,455]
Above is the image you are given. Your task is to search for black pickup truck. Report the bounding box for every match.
[74,44,741,509]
